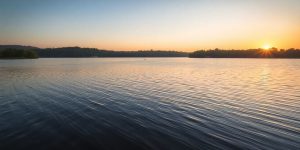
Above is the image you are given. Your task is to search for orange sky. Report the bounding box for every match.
[1,0,299,51]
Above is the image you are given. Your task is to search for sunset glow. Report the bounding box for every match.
[263,44,271,50]
[0,0,300,51]
[1,1,300,149]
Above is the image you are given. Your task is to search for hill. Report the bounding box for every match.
[0,45,188,57]
[0,45,39,50]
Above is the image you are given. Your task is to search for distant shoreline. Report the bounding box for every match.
[1,45,300,58]
[0,48,38,59]
[189,49,300,58]
[2,57,299,60]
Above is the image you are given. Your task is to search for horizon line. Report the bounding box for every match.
[1,44,300,52]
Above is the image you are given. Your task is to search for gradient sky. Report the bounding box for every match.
[0,0,299,51]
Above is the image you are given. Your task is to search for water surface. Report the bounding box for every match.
[0,58,300,150]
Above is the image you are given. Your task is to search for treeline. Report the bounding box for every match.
[189,48,300,58]
[2,45,300,58]
[0,45,38,50]
[35,47,188,57]
[0,49,38,59]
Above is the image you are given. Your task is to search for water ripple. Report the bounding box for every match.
[0,58,300,150]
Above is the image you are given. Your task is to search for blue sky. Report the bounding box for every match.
[1,0,299,51]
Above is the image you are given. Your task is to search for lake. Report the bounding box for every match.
[0,58,299,150]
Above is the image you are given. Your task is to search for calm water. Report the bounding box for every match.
[0,58,300,150]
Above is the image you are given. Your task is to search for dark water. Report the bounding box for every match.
[0,58,299,150]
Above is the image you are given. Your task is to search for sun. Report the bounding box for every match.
[262,44,271,50]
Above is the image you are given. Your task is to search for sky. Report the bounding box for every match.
[0,0,299,51]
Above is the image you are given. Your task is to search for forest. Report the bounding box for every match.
[1,45,300,58]
[0,48,38,59]
[35,47,189,57]
[189,48,300,58]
